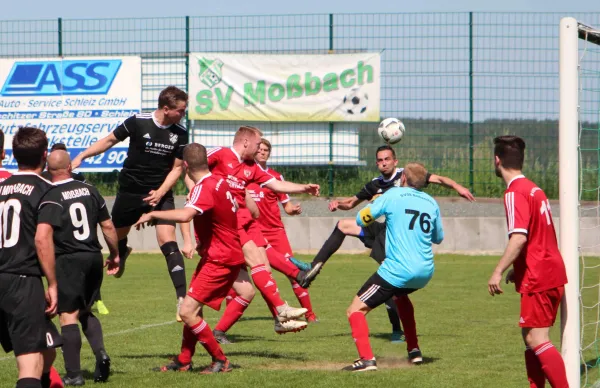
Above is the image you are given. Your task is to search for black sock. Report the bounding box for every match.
[160,241,187,299]
[96,289,102,301]
[118,238,129,258]
[16,378,41,388]
[80,312,105,356]
[312,225,346,265]
[61,324,82,378]
[385,299,402,332]
[40,372,50,388]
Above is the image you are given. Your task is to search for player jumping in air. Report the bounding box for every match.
[343,163,443,372]
[72,86,194,321]
[38,150,119,385]
[294,145,473,342]
[487,136,568,388]
[200,126,319,335]
[135,143,250,374]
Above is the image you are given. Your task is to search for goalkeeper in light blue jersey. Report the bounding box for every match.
[342,163,444,373]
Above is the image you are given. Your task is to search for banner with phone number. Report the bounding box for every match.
[0,56,141,172]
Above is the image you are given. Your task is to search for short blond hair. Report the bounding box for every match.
[403,163,428,190]
[234,126,263,144]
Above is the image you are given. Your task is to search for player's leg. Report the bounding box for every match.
[521,287,568,388]
[394,295,422,364]
[110,191,142,278]
[41,348,58,388]
[213,269,255,344]
[59,311,84,385]
[16,353,44,387]
[92,289,109,316]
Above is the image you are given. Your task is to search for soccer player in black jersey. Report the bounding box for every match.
[0,127,61,388]
[72,86,194,320]
[295,145,475,341]
[38,150,120,385]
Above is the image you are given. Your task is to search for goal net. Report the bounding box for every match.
[560,17,600,388]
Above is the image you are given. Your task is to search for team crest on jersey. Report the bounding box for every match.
[244,169,251,178]
[169,133,178,144]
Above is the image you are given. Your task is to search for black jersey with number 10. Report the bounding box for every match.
[38,179,111,256]
[113,113,188,194]
[0,173,54,276]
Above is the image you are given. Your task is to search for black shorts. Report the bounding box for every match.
[0,273,63,356]
[57,252,104,314]
[360,221,385,249]
[111,191,175,228]
[356,272,417,309]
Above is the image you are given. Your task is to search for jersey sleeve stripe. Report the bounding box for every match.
[189,185,202,204]
[259,177,276,188]
[38,200,63,209]
[184,203,204,215]
[280,198,290,204]
[508,228,528,235]
[122,121,130,133]
[206,147,222,156]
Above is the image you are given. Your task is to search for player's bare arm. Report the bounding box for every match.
[245,190,260,219]
[179,222,195,259]
[71,133,120,169]
[265,179,320,196]
[283,200,302,215]
[487,233,528,296]
[35,223,58,316]
[329,196,363,212]
[134,207,198,230]
[144,158,185,206]
[428,174,475,202]
[99,218,121,275]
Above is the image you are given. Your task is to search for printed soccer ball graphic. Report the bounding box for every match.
[342,88,368,115]
[378,118,406,145]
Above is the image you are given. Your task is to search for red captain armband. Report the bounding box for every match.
[359,207,375,226]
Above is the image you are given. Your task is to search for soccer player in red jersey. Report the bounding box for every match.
[204,126,319,336]
[0,130,11,182]
[249,138,317,322]
[487,136,569,388]
[135,143,251,374]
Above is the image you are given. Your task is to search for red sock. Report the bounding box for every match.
[49,367,64,388]
[178,325,198,365]
[225,288,237,307]
[266,246,300,278]
[394,295,419,350]
[188,319,226,361]
[291,280,314,315]
[534,342,569,388]
[348,312,374,360]
[251,264,285,310]
[215,295,251,333]
[525,347,545,388]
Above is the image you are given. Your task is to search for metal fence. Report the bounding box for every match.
[2,13,600,198]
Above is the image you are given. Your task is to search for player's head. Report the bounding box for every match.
[255,138,272,165]
[183,143,208,175]
[233,126,263,160]
[402,162,428,190]
[158,86,188,125]
[50,143,68,152]
[493,135,525,177]
[46,150,72,178]
[375,145,398,176]
[13,127,48,170]
[0,129,5,161]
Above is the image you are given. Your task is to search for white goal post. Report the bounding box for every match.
[560,17,600,388]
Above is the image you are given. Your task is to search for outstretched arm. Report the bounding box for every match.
[144,158,185,206]
[72,133,120,169]
[283,200,302,215]
[329,196,364,212]
[428,174,475,202]
[135,207,198,230]
[265,179,320,196]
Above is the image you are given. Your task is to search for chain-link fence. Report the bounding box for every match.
[1,13,599,197]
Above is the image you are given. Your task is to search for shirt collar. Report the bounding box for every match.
[197,172,212,184]
[152,111,170,129]
[54,178,74,185]
[230,147,242,163]
[507,174,525,189]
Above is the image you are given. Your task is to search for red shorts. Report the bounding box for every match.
[238,219,268,248]
[519,286,564,328]
[187,259,242,311]
[262,228,293,257]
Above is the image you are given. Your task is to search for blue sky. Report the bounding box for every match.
[1,0,597,20]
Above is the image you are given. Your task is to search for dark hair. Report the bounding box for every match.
[158,86,188,109]
[0,130,4,153]
[50,143,68,152]
[13,127,48,169]
[183,143,208,171]
[376,144,396,160]
[493,135,526,170]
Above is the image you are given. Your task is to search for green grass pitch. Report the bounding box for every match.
[0,254,577,387]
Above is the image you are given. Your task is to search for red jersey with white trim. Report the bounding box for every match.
[247,167,289,230]
[503,175,567,293]
[185,173,244,266]
[0,169,11,183]
[206,147,275,225]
